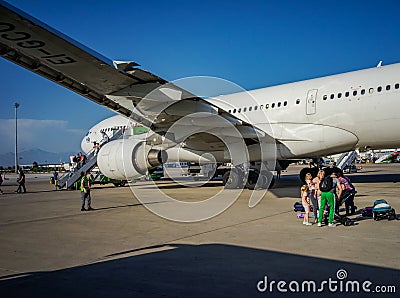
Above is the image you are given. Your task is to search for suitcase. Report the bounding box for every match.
[371,199,396,221]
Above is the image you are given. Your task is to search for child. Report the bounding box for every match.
[301,185,312,225]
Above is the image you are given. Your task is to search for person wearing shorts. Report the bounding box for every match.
[301,185,312,226]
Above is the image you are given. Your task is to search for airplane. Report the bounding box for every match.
[1,1,400,190]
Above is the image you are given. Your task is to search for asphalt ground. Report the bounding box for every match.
[0,163,399,297]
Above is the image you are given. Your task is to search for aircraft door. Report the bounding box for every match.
[306,89,317,115]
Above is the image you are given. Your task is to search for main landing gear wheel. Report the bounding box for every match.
[260,171,275,189]
[245,171,259,190]
[245,170,275,190]
[222,169,244,189]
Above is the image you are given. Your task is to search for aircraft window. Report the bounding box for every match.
[233,109,237,113]
[338,93,342,98]
[323,95,327,100]
[284,101,288,106]
[353,90,357,96]
[254,106,258,111]
[249,106,252,112]
[277,102,281,107]
[386,85,391,91]
[238,108,241,113]
[271,103,275,108]
[395,83,399,89]
[369,88,374,94]
[260,105,264,110]
[345,92,350,97]
[377,86,382,92]
[243,107,247,112]
[330,94,334,99]
[228,110,231,113]
[265,104,269,109]
[296,99,300,104]
[361,89,365,95]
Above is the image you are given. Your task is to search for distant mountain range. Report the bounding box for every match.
[0,149,77,167]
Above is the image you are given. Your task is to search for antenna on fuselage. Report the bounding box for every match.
[377,60,383,68]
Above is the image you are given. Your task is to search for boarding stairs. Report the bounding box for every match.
[336,150,357,170]
[58,129,124,189]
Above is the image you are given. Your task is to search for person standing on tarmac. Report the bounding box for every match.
[317,172,342,227]
[16,169,27,193]
[80,171,93,211]
[52,170,59,190]
[337,172,357,215]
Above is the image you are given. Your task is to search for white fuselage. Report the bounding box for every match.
[82,63,400,160]
[209,63,400,158]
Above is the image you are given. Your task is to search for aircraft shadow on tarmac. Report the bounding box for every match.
[0,243,398,298]
[93,201,168,212]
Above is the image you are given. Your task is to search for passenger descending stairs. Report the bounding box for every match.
[336,151,357,170]
[58,129,124,190]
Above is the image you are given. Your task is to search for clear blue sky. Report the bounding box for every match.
[1,0,400,154]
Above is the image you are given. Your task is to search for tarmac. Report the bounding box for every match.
[0,163,399,297]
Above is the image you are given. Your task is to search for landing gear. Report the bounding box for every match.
[245,170,275,190]
[261,170,275,189]
[222,168,244,189]
[222,167,275,190]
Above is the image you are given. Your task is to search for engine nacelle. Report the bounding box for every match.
[97,139,167,180]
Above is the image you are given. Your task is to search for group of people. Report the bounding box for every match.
[301,170,356,227]
[1,168,93,212]
[68,152,87,178]
[0,169,26,195]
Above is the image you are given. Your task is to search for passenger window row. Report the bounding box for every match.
[100,126,127,133]
[323,83,400,100]
[228,100,291,114]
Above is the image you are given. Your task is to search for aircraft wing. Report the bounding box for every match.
[0,1,267,152]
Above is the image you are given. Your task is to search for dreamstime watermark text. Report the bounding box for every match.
[257,269,396,294]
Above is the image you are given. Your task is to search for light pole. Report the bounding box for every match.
[15,102,20,173]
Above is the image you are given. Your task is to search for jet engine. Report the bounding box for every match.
[97,139,167,180]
